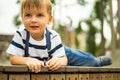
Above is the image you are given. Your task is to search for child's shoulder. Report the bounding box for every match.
[15,28,27,38]
[16,28,26,34]
[47,28,59,36]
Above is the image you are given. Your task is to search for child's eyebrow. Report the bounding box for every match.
[24,11,29,14]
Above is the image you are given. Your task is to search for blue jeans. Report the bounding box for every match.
[64,46,101,67]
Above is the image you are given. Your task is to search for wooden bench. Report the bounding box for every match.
[0,65,120,80]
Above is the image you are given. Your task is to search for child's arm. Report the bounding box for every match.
[9,55,44,73]
[45,54,68,71]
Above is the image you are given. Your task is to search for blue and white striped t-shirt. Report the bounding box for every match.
[7,28,65,61]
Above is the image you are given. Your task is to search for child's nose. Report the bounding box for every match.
[31,16,37,22]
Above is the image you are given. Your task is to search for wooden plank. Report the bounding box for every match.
[0,73,7,80]
[29,66,65,73]
[107,73,112,80]
[66,74,78,80]
[65,66,79,80]
[0,66,3,72]
[50,74,65,80]
[79,73,89,80]
[99,67,120,72]
[100,73,119,80]
[4,65,28,72]
[89,67,100,72]
[66,66,79,72]
[47,66,66,73]
[111,73,117,80]
[31,74,49,80]
[116,73,120,80]
[89,73,100,80]
[78,67,90,72]
[100,73,109,80]
[1,66,120,80]
[78,67,102,80]
[109,67,120,72]
[9,74,30,80]
[0,65,7,80]
[103,73,118,80]
[78,67,90,80]
[97,72,120,80]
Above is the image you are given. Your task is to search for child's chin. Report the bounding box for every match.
[31,31,42,34]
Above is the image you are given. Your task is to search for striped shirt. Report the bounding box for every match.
[7,28,65,61]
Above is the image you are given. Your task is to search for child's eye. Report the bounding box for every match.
[37,14,43,17]
[25,14,31,17]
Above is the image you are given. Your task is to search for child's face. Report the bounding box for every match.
[22,6,52,36]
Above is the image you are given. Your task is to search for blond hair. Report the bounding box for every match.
[21,0,52,15]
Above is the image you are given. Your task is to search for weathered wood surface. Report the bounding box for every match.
[0,65,120,80]
[0,35,13,42]
[0,65,7,80]
[3,65,120,73]
[0,66,3,72]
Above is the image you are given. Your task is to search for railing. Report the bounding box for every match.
[0,65,120,80]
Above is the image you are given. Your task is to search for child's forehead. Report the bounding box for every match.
[23,4,47,13]
[23,3,45,10]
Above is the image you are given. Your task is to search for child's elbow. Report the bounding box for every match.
[9,55,14,64]
[9,55,17,65]
[62,55,68,66]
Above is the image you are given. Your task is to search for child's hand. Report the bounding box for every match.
[25,57,44,73]
[45,57,62,71]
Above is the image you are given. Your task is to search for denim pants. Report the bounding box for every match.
[64,46,101,67]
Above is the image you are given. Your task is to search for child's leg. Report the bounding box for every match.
[64,46,101,66]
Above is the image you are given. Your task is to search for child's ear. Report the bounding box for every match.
[48,16,53,24]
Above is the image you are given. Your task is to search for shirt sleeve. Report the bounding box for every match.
[50,31,65,57]
[6,31,25,56]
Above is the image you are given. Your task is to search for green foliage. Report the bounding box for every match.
[85,20,98,55]
[56,24,67,44]
[95,1,102,19]
[74,33,80,49]
[74,21,82,49]
[16,0,21,4]
[51,0,55,4]
[74,0,110,56]
[77,0,88,6]
[13,14,21,28]
[75,21,82,34]
[13,0,21,28]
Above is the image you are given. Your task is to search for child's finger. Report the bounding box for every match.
[45,60,51,67]
[40,61,45,67]
[26,62,34,71]
[48,61,60,70]
[30,65,35,72]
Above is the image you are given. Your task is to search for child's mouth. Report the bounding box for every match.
[30,26,39,29]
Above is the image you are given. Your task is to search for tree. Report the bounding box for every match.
[109,0,116,58]
[116,0,120,49]
[96,0,106,56]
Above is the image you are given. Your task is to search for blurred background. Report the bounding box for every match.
[0,0,120,67]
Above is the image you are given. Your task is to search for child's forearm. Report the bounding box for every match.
[10,55,45,73]
[60,55,68,66]
[9,55,30,65]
